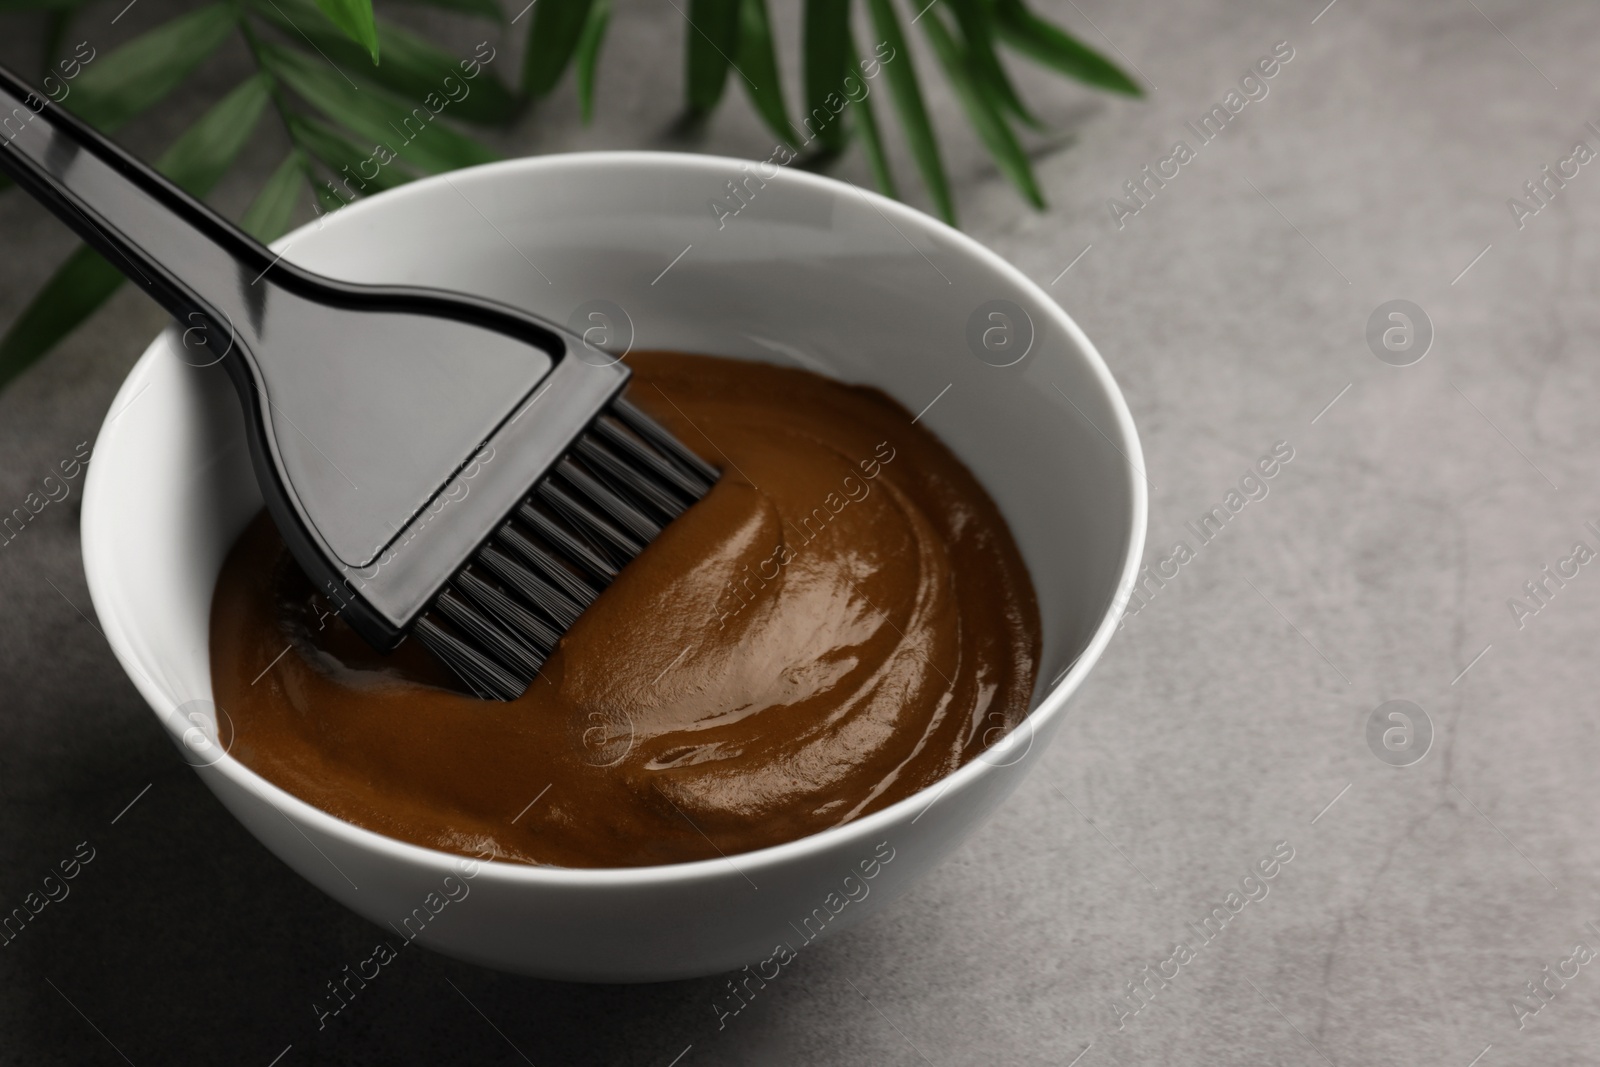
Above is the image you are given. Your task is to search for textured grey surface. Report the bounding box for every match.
[3,0,1599,1064]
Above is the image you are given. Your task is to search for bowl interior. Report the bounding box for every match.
[83,152,1143,864]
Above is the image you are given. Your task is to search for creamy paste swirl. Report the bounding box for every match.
[210,352,1040,867]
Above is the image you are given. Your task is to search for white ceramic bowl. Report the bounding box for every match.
[81,152,1145,981]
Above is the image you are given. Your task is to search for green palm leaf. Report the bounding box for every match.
[0,250,122,392]
[849,35,896,197]
[289,115,417,192]
[242,150,310,241]
[160,74,273,189]
[252,0,518,125]
[802,0,849,153]
[865,0,953,223]
[309,0,379,63]
[684,0,741,114]
[68,4,236,130]
[949,0,1037,127]
[922,7,1043,207]
[264,45,500,173]
[738,0,792,142]
[574,0,611,122]
[524,0,597,97]
[992,0,1140,95]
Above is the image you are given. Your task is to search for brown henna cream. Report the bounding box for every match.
[209,352,1040,867]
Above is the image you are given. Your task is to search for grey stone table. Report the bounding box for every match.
[3,0,1597,1063]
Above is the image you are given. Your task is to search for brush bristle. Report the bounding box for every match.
[414,398,716,700]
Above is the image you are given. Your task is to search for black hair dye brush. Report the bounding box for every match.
[0,65,718,700]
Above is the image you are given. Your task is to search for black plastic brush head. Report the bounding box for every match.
[410,398,719,700]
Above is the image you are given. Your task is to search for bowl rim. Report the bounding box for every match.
[82,149,1148,888]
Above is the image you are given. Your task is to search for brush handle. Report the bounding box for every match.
[0,65,274,355]
[0,64,639,654]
